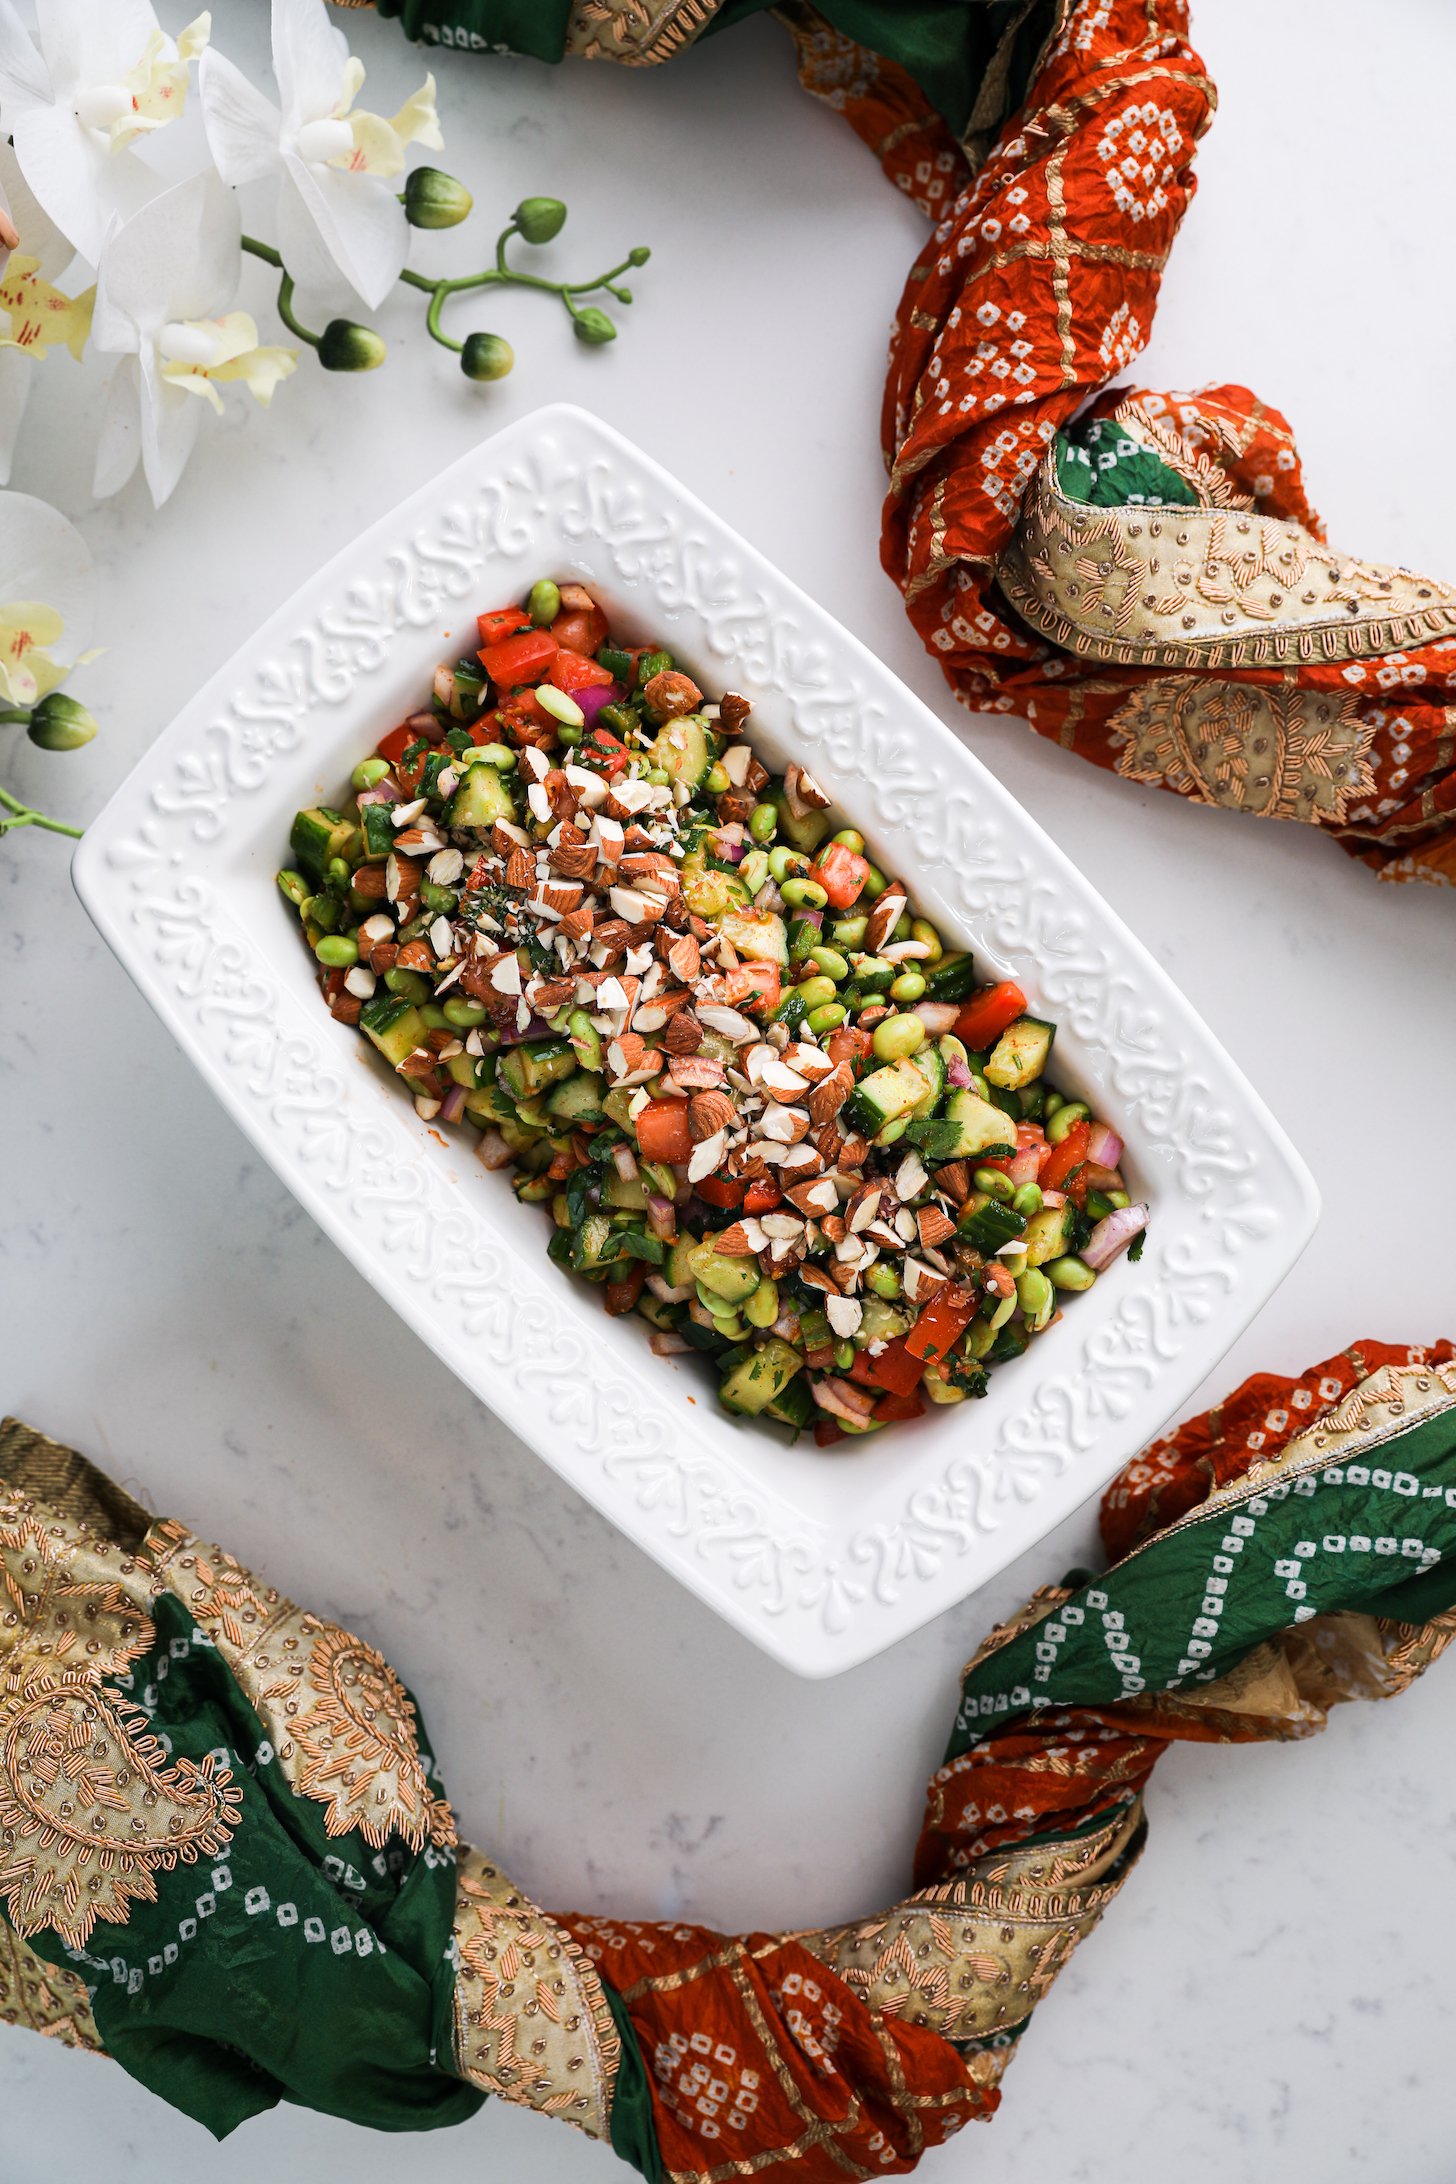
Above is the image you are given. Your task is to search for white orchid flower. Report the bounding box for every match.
[200,0,441,311]
[0,145,94,487]
[91,171,297,508]
[0,489,94,712]
[0,0,209,267]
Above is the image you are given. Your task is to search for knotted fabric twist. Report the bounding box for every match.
[1,1342,1453,2178]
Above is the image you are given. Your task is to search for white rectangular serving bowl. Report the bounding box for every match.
[74,403,1318,1677]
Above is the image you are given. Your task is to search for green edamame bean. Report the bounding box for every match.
[276,868,309,907]
[739,849,770,896]
[527,577,561,626]
[1046,1255,1097,1293]
[705,762,731,794]
[744,1277,780,1330]
[834,1340,856,1373]
[1042,1090,1066,1121]
[805,1002,847,1035]
[871,1012,926,1062]
[866,1263,902,1300]
[465,743,516,772]
[972,1167,1015,1205]
[309,893,342,932]
[443,998,488,1029]
[557,722,583,748]
[852,957,894,994]
[781,876,828,910]
[831,916,868,949]
[642,763,669,782]
[748,802,778,844]
[1015,1268,1053,1329]
[314,934,358,969]
[910,918,942,963]
[830,828,865,853]
[889,970,927,1004]
[859,861,888,900]
[385,968,431,1002]
[420,1004,452,1030]
[1011,1182,1043,1218]
[420,880,457,914]
[1046,1100,1090,1145]
[794,975,839,1012]
[961,1316,996,1361]
[808,946,850,983]
[768,845,808,884]
[351,757,392,792]
[325,856,352,889]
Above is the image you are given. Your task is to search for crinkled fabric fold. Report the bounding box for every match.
[1,1350,1453,2177]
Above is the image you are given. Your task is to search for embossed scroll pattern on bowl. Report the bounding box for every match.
[74,406,1318,1675]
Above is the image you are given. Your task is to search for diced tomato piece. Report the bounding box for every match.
[813,1418,846,1448]
[727,960,781,1016]
[478,626,559,688]
[1039,1119,1091,1194]
[808,841,872,910]
[376,721,419,765]
[552,604,609,656]
[696,1174,744,1210]
[465,715,500,745]
[826,1025,875,1073]
[582,728,630,776]
[953,980,1027,1050]
[904,1292,974,1363]
[396,744,431,796]
[743,1179,782,1216]
[496,690,559,745]
[978,1120,1045,1179]
[873,1389,926,1424]
[477,606,530,646]
[549,650,616,696]
[636,1098,695,1167]
[862,1335,925,1398]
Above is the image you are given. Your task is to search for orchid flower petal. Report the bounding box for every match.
[0,141,79,284]
[37,0,160,93]
[388,75,442,153]
[283,149,405,310]
[0,490,95,663]
[92,354,142,497]
[271,0,350,131]
[10,100,158,265]
[0,0,51,119]
[198,46,282,186]
[0,348,31,483]
[137,354,202,506]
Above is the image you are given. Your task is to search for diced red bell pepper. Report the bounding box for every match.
[477,606,530,646]
[478,626,559,688]
[904,1292,974,1363]
[552,603,609,655]
[696,1174,744,1210]
[860,1335,925,1398]
[395,743,431,796]
[813,1418,846,1448]
[808,841,872,910]
[466,714,502,745]
[743,1179,782,1216]
[953,980,1027,1050]
[826,1025,875,1074]
[874,1389,926,1424]
[726,960,781,1016]
[549,649,616,696]
[635,1098,695,1167]
[1039,1119,1091,1193]
[496,690,559,745]
[376,720,423,765]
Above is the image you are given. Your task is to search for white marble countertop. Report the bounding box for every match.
[3,2,1454,2178]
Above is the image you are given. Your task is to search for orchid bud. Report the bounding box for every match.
[27,691,97,752]
[461,332,514,382]
[318,320,387,373]
[628,246,651,266]
[514,197,567,245]
[403,167,474,230]
[572,307,616,346]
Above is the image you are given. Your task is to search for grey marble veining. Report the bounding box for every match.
[1,2,1453,2179]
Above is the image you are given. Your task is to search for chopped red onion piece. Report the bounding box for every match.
[612,1142,640,1183]
[646,1274,693,1305]
[475,1129,514,1171]
[646,1193,677,1242]
[439,1084,467,1125]
[1080,1201,1149,1270]
[1085,1121,1123,1169]
[577,681,624,729]
[913,1001,961,1038]
[944,1054,972,1089]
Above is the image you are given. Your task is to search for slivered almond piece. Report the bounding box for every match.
[558,905,595,944]
[687,1128,727,1185]
[664,1006,702,1055]
[668,933,701,985]
[933,1160,971,1204]
[504,845,534,890]
[783,1041,835,1081]
[535,879,583,914]
[689,1090,736,1141]
[550,840,598,880]
[606,1032,649,1082]
[917,1204,956,1249]
[757,1104,810,1145]
[785,1176,839,1218]
[808,1063,852,1128]
[846,1184,883,1233]
[902,1257,949,1304]
[385,852,423,904]
[864,889,908,954]
[668,1054,726,1091]
[713,1222,761,1258]
[531,976,577,1013]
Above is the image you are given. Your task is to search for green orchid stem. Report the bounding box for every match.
[0,782,82,839]
[400,226,646,353]
[241,237,324,351]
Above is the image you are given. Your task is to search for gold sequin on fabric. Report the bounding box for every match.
[451,1849,621,2138]
[0,1926,102,2052]
[143,1524,455,1853]
[1106,676,1374,821]
[564,0,724,63]
[998,460,1456,668]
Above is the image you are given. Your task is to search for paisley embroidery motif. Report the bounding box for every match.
[0,1666,240,1948]
[144,1524,455,1852]
[564,0,723,65]
[451,1848,619,2139]
[0,1924,102,2052]
[1107,676,1374,821]
[0,1507,153,1681]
